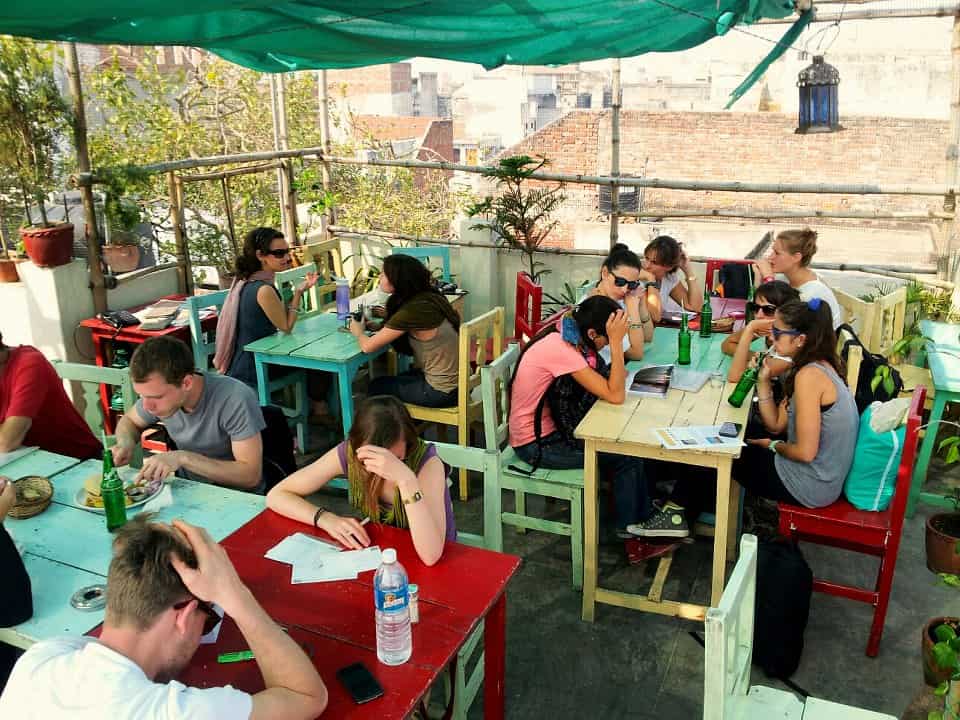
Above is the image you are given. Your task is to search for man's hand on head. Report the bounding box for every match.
[169,519,249,615]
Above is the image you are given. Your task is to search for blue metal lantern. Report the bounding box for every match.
[797,55,841,134]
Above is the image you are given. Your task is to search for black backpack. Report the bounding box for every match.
[260,404,297,494]
[754,540,812,679]
[836,323,904,414]
[717,263,752,299]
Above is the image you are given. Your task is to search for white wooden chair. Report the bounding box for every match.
[302,238,345,307]
[833,288,876,348]
[704,534,897,720]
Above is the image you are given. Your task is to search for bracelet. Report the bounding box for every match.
[629,322,645,330]
[313,506,327,528]
[757,395,773,402]
[287,304,300,313]
[762,275,775,283]
[769,439,781,454]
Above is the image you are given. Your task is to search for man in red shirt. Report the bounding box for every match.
[0,333,101,459]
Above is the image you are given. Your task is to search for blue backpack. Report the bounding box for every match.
[843,404,905,511]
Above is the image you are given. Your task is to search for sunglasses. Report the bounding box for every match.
[264,248,291,259]
[771,326,803,340]
[610,272,641,291]
[747,302,778,316]
[173,598,221,636]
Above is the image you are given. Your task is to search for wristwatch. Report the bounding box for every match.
[769,440,781,454]
[402,490,423,506]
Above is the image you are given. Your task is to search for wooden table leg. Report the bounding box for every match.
[483,593,507,720]
[581,441,599,622]
[254,354,271,406]
[711,456,733,606]
[908,392,948,518]
[338,366,355,434]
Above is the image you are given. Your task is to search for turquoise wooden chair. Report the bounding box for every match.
[52,361,142,468]
[390,245,452,282]
[431,441,500,720]
[480,343,585,589]
[183,291,228,370]
[275,262,323,317]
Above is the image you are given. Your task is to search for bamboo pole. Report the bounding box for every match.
[621,208,954,220]
[76,152,959,198]
[609,58,621,248]
[760,3,960,23]
[318,69,335,237]
[168,172,192,295]
[64,42,107,314]
[951,15,960,304]
[180,162,281,183]
[221,177,238,256]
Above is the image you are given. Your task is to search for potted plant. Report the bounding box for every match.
[926,487,960,575]
[467,155,565,284]
[0,38,73,268]
[925,615,960,687]
[99,168,148,274]
[925,621,960,718]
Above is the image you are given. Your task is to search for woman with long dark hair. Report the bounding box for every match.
[641,235,701,322]
[582,243,653,360]
[351,254,461,408]
[722,279,800,378]
[630,298,859,539]
[509,295,652,537]
[266,396,453,565]
[214,227,317,388]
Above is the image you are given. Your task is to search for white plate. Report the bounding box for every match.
[75,471,164,514]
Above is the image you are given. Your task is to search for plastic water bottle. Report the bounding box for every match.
[374,548,412,665]
[335,277,350,322]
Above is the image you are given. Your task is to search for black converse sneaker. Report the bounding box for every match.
[626,503,690,538]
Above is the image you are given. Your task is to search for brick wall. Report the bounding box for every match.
[501,110,949,247]
[327,64,404,96]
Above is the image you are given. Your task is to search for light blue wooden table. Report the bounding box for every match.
[245,312,388,437]
[0,449,83,480]
[1,454,264,649]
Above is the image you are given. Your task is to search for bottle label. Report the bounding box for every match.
[375,586,409,612]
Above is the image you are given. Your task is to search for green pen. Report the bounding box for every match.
[217,650,255,663]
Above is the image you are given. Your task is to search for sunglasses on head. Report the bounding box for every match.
[264,248,291,259]
[771,326,803,340]
[747,301,778,316]
[610,272,641,291]
[173,597,221,636]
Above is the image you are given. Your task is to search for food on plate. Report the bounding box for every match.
[83,472,162,508]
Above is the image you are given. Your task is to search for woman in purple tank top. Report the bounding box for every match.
[266,396,455,565]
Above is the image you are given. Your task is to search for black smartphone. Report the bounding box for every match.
[719,422,742,438]
[337,662,384,704]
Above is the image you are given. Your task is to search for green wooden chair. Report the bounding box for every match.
[183,290,228,371]
[275,262,323,317]
[52,360,142,468]
[431,441,500,720]
[480,343,585,589]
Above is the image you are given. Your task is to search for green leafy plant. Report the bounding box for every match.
[467,155,566,282]
[98,165,151,236]
[544,280,588,314]
[870,365,898,397]
[927,623,960,719]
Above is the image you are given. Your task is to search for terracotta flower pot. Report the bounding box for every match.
[926,512,960,574]
[922,617,960,686]
[0,258,22,283]
[101,244,141,274]
[19,223,74,268]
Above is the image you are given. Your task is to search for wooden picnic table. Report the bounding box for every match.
[575,328,753,622]
[0,452,262,649]
[907,319,960,515]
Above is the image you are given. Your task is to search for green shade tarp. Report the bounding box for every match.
[0,1,798,73]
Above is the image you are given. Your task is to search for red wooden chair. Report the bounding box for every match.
[704,258,754,296]
[777,385,926,657]
[514,272,544,345]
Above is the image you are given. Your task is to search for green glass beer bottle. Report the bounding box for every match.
[745,270,756,324]
[677,312,692,366]
[101,448,127,533]
[727,365,759,408]
[699,286,713,338]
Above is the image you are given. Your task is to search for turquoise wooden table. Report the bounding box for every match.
[245,312,388,437]
[0,449,82,480]
[1,455,265,649]
[907,320,960,516]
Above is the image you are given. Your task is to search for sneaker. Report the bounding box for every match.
[626,504,690,538]
[614,528,634,540]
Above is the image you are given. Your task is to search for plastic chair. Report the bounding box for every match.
[704,534,896,720]
[704,259,754,297]
[777,385,926,658]
[183,291,228,370]
[391,245,452,282]
[302,238,345,306]
[402,307,504,501]
[479,343,585,588]
[52,361,142,468]
[275,262,322,317]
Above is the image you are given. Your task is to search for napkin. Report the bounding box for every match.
[140,484,174,513]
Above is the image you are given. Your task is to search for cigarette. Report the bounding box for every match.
[360,517,371,526]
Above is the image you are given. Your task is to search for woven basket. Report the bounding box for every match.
[9,475,53,519]
[712,317,735,333]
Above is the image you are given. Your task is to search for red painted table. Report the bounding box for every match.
[79,294,217,433]
[184,511,520,719]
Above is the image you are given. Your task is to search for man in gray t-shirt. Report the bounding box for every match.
[113,336,265,491]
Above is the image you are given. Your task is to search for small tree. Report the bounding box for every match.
[467,155,565,282]
[0,37,70,227]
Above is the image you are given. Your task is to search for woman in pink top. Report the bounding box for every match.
[509,295,652,538]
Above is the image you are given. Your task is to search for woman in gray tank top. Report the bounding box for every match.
[628,297,859,540]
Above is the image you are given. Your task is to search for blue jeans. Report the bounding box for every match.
[513,432,652,530]
[368,370,457,408]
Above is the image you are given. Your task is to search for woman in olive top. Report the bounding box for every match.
[351,254,460,408]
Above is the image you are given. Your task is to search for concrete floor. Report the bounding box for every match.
[305,425,960,720]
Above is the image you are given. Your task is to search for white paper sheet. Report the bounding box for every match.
[265,532,342,565]
[290,546,383,584]
[653,425,743,451]
[199,603,225,645]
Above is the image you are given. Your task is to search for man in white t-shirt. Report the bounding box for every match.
[0,515,327,720]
